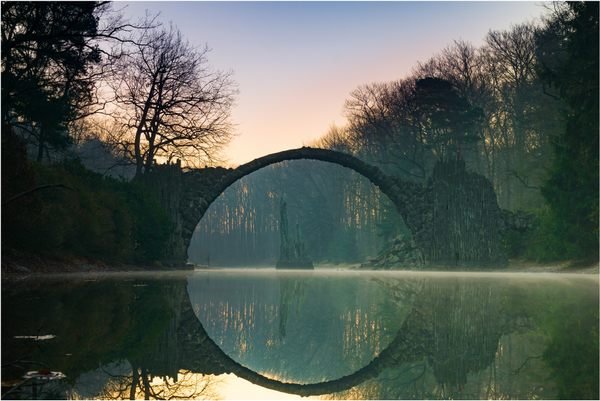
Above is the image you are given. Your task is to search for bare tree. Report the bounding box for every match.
[414,30,560,210]
[312,124,354,153]
[109,25,236,177]
[96,365,221,400]
[416,40,487,99]
[414,41,493,175]
[344,80,433,181]
[480,23,557,209]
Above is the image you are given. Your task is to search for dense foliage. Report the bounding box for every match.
[1,2,597,266]
[0,2,228,266]
[308,2,598,263]
[528,2,599,261]
[2,131,171,264]
[195,3,598,266]
[1,2,103,160]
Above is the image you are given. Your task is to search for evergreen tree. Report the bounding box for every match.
[1,2,102,160]
[534,2,599,260]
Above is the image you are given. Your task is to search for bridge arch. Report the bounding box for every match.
[180,147,425,260]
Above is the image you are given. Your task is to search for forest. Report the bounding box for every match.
[190,2,598,266]
[1,2,598,268]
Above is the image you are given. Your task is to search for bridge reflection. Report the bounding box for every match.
[64,272,511,399]
[175,275,512,397]
[3,272,563,400]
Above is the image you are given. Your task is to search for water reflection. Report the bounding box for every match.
[91,364,220,400]
[187,273,406,383]
[1,275,217,400]
[1,271,598,400]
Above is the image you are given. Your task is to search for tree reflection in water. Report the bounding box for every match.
[1,273,598,400]
[93,366,220,400]
[1,276,224,400]
[323,276,596,400]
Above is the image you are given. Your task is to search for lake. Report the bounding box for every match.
[2,269,598,400]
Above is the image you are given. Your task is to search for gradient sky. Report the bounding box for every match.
[121,1,546,166]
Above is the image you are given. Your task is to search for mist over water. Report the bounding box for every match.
[187,269,598,398]
[2,2,598,400]
[2,269,598,399]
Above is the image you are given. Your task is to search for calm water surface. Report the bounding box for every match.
[2,269,598,399]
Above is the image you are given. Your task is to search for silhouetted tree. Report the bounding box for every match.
[314,124,354,153]
[109,25,236,177]
[415,40,492,174]
[411,77,483,161]
[1,2,104,160]
[344,77,482,178]
[482,23,550,208]
[345,80,433,181]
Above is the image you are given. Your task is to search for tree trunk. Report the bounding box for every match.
[134,79,158,178]
[36,127,45,162]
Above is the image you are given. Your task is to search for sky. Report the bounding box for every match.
[121,1,546,166]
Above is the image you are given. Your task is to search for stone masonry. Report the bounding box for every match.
[152,147,509,267]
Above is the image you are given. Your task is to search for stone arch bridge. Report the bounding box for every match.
[149,147,510,267]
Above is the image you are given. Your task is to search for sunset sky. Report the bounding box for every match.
[122,2,546,166]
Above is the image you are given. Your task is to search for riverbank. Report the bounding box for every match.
[2,252,597,279]
[504,259,599,274]
[0,250,192,279]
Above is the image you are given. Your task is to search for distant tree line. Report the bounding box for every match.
[1,2,596,265]
[193,2,597,265]
[316,2,597,262]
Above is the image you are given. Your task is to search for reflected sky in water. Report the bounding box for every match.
[1,269,598,400]
[187,271,413,383]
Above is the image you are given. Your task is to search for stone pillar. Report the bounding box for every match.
[425,160,506,267]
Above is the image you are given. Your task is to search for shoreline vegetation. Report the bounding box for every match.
[2,251,597,279]
[2,3,598,276]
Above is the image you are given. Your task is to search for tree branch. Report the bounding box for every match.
[3,184,75,206]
